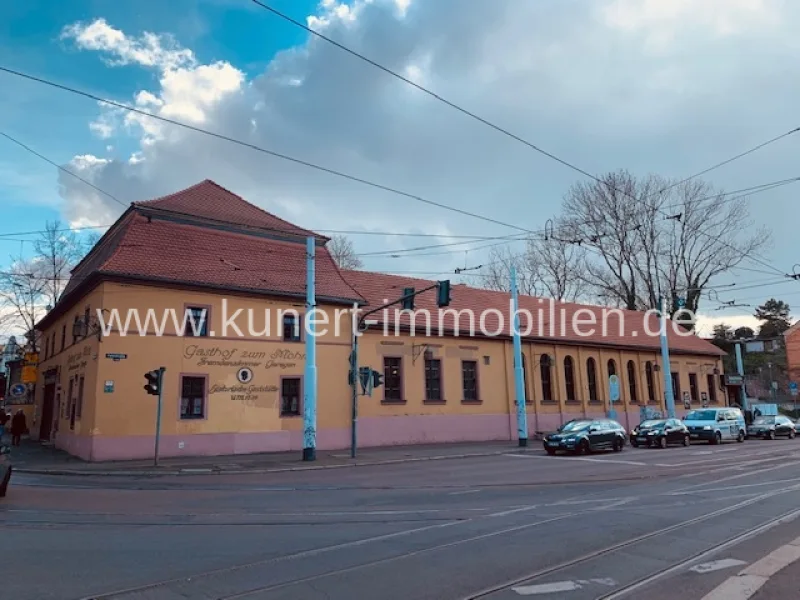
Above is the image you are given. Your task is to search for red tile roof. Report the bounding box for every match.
[342,270,725,357]
[135,179,324,240]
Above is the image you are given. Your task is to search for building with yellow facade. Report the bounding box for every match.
[32,180,727,461]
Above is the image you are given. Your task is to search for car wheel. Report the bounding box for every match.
[659,436,668,449]
[714,431,722,445]
[613,438,623,452]
[789,430,796,439]
[578,440,590,455]
[545,448,556,455]
[737,430,745,443]
[768,430,775,440]
[683,434,690,447]
[631,440,638,448]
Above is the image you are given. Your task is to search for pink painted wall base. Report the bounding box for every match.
[52,410,655,462]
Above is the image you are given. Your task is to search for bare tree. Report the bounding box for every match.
[476,231,587,301]
[561,170,769,319]
[34,220,87,309]
[0,259,49,351]
[478,245,541,295]
[0,221,97,346]
[327,234,363,270]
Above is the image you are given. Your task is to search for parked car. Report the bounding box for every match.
[747,415,796,439]
[683,407,746,444]
[630,418,690,448]
[543,419,626,455]
[793,418,800,435]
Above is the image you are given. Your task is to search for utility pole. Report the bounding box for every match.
[659,296,676,418]
[511,266,528,446]
[734,342,747,411]
[303,236,318,462]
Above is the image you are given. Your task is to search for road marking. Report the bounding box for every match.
[506,454,647,466]
[513,581,582,594]
[690,558,748,573]
[489,505,539,517]
[702,537,800,599]
[449,489,481,495]
[513,578,617,595]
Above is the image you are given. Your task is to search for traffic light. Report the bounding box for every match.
[144,369,162,396]
[437,280,451,307]
[401,287,415,310]
[371,369,384,389]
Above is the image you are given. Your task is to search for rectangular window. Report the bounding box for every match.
[424,357,442,402]
[671,372,681,401]
[76,376,84,419]
[462,360,479,402]
[689,373,699,403]
[282,314,301,342]
[61,324,66,350]
[83,306,90,338]
[280,377,301,417]
[706,374,718,404]
[383,357,403,402]
[185,306,208,336]
[180,376,206,419]
[66,378,74,424]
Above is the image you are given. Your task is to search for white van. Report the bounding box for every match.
[683,407,746,444]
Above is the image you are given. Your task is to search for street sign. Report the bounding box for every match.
[790,382,798,397]
[105,353,128,361]
[358,367,372,396]
[21,365,37,384]
[609,375,620,403]
[677,297,686,308]
[9,383,25,398]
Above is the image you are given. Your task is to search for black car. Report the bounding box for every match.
[747,415,797,440]
[630,418,690,448]
[543,419,626,455]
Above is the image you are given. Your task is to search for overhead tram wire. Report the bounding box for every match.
[249,2,794,275]
[0,131,127,208]
[0,67,541,237]
[0,68,789,273]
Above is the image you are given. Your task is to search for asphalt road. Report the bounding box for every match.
[5,438,800,600]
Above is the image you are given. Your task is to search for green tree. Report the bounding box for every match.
[733,326,755,339]
[712,323,733,341]
[754,298,791,338]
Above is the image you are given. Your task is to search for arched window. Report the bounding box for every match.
[645,361,655,403]
[587,357,598,403]
[564,356,576,402]
[627,360,638,403]
[607,359,617,377]
[540,354,553,402]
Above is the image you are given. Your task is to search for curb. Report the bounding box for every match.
[12,447,522,477]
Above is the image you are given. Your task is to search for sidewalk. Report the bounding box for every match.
[703,535,800,599]
[8,438,532,477]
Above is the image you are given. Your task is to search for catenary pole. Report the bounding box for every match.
[303,236,317,461]
[660,297,676,418]
[511,266,528,446]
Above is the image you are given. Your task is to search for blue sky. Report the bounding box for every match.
[0,0,315,256]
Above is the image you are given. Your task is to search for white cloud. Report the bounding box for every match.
[53,0,800,292]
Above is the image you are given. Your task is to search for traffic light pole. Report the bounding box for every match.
[153,367,165,467]
[350,331,359,459]
[349,281,449,458]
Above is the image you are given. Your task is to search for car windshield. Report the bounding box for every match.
[685,410,716,421]
[753,416,775,425]
[561,421,591,432]
[640,420,665,428]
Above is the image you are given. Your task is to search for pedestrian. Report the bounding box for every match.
[11,409,26,447]
[0,410,8,444]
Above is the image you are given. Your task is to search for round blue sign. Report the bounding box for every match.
[10,383,26,397]
[609,375,620,403]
